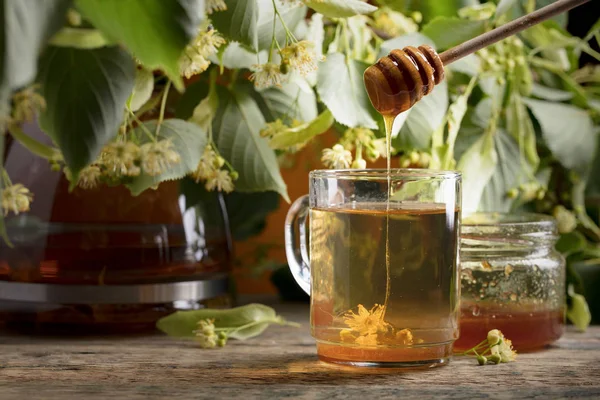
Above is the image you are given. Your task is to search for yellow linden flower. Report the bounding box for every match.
[260,119,288,138]
[321,144,352,169]
[100,141,141,177]
[140,139,181,176]
[192,145,221,182]
[205,0,227,14]
[1,183,33,216]
[180,25,225,78]
[343,304,389,336]
[487,329,517,363]
[77,165,102,189]
[339,329,357,343]
[205,169,235,193]
[355,333,379,347]
[396,328,414,345]
[280,40,321,76]
[250,63,285,89]
[11,85,46,124]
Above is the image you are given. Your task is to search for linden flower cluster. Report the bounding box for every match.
[180,24,226,79]
[65,139,181,190]
[398,150,431,169]
[250,40,323,89]
[1,183,33,216]
[371,7,419,38]
[191,145,238,193]
[10,86,46,124]
[463,329,517,365]
[194,319,227,348]
[322,128,388,169]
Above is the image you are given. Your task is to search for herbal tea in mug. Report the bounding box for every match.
[285,169,461,367]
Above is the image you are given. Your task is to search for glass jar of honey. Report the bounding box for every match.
[454,213,566,352]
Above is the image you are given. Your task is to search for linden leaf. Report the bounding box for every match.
[37,46,135,178]
[317,53,377,129]
[303,0,377,18]
[0,0,71,91]
[157,303,295,340]
[126,119,207,196]
[75,0,203,89]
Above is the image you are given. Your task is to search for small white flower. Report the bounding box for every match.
[321,144,353,169]
[249,63,285,89]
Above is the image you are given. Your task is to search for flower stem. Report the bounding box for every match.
[156,80,172,137]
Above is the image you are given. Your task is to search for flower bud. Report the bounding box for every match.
[230,171,239,180]
[487,329,502,346]
[477,355,487,365]
[216,156,226,168]
[488,353,502,364]
[351,159,366,169]
[506,188,519,199]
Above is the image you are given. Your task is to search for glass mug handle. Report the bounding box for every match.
[284,195,311,295]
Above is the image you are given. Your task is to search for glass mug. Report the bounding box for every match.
[285,169,461,367]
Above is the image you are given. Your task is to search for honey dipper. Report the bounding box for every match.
[364,0,591,116]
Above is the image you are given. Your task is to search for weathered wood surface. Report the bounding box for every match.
[0,303,599,400]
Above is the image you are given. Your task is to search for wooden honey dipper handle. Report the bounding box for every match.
[364,0,590,116]
[439,0,591,65]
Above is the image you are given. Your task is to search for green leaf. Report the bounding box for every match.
[212,0,305,53]
[567,285,591,332]
[211,0,259,51]
[75,0,202,89]
[530,83,573,101]
[379,33,435,58]
[255,79,318,123]
[126,119,207,196]
[224,191,280,240]
[256,1,306,51]
[457,131,498,213]
[524,98,597,175]
[269,110,334,150]
[317,53,377,129]
[394,80,448,150]
[211,42,266,69]
[48,27,111,49]
[156,303,291,339]
[303,0,377,18]
[175,80,210,120]
[128,68,155,112]
[556,231,588,255]
[505,93,539,168]
[448,54,481,76]
[0,0,71,91]
[38,46,135,178]
[212,85,289,201]
[494,0,518,19]
[480,130,533,212]
[422,17,486,50]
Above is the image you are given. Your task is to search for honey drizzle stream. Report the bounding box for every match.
[382,115,395,319]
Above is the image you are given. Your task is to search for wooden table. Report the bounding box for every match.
[0,303,599,399]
